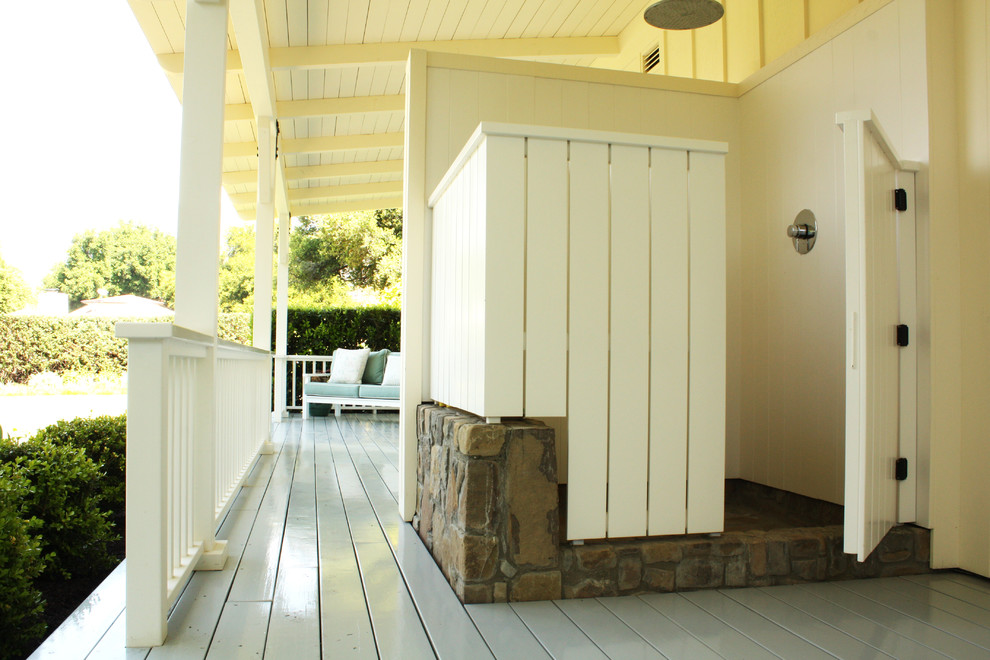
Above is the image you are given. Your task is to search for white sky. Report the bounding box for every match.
[0,2,247,287]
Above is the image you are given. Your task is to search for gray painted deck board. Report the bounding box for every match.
[554,598,667,659]
[721,586,896,659]
[510,601,609,659]
[800,582,987,658]
[598,596,723,660]
[638,593,779,660]
[33,415,990,659]
[682,589,835,659]
[466,603,553,660]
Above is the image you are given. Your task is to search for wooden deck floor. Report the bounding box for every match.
[31,415,990,659]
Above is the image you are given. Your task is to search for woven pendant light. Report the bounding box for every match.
[644,0,724,30]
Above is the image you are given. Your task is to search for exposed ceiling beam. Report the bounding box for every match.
[225,95,405,122]
[157,36,621,73]
[227,0,290,218]
[223,159,404,186]
[230,180,403,206]
[223,132,404,159]
[290,196,405,217]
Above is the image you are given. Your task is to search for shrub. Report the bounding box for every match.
[0,438,116,579]
[0,462,48,659]
[278,306,400,355]
[33,415,127,518]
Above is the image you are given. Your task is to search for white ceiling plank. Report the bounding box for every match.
[488,0,528,39]
[265,0,289,47]
[518,0,560,38]
[308,0,328,45]
[434,0,471,41]
[467,0,510,39]
[154,2,187,52]
[285,179,402,202]
[345,0,372,45]
[158,35,621,72]
[555,0,599,36]
[225,94,404,121]
[380,1,408,42]
[285,0,307,46]
[534,0,582,38]
[364,0,390,43]
[416,0,449,42]
[128,1,173,53]
[504,0,546,39]
[325,0,348,44]
[398,0,430,42]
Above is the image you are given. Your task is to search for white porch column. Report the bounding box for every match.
[253,117,275,350]
[173,0,228,337]
[273,210,290,419]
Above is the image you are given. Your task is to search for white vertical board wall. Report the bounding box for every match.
[566,141,611,540]
[607,145,652,538]
[429,124,727,540]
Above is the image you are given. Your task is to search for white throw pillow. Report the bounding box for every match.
[329,348,371,384]
[381,353,402,386]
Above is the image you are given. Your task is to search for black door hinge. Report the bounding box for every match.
[895,458,909,481]
[894,188,908,211]
[896,324,909,347]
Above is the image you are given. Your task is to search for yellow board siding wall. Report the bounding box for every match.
[736,0,929,505]
[417,53,743,484]
[925,0,990,574]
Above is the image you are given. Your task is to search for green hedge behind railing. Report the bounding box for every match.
[0,307,401,384]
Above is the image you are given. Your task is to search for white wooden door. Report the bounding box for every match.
[842,116,913,561]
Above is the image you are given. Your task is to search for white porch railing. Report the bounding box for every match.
[272,354,334,416]
[116,323,272,647]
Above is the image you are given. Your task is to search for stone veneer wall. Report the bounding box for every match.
[414,405,561,603]
[414,405,931,604]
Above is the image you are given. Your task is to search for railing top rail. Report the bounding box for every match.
[116,322,216,344]
[276,354,335,361]
[217,339,271,359]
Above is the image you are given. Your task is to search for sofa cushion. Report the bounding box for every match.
[358,384,400,399]
[362,349,390,384]
[381,353,401,386]
[304,382,360,397]
[329,348,370,383]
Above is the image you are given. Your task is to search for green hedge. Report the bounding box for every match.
[0,308,398,383]
[0,313,251,384]
[0,462,47,659]
[0,438,116,580]
[33,415,127,520]
[277,306,400,354]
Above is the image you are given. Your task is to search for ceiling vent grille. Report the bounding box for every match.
[642,43,661,73]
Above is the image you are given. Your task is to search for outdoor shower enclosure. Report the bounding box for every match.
[428,122,727,541]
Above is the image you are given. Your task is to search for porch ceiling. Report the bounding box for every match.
[126,0,643,222]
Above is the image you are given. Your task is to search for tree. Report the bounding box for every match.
[290,209,402,305]
[218,226,258,312]
[0,251,33,314]
[44,222,176,307]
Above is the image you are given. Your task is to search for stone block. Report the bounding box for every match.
[682,540,713,557]
[642,541,683,565]
[676,558,723,590]
[460,460,496,532]
[715,540,746,557]
[500,560,518,578]
[725,557,747,587]
[913,527,931,562]
[879,549,912,563]
[791,558,826,581]
[457,424,508,457]
[767,540,789,576]
[564,578,617,599]
[749,541,767,577]
[457,532,498,581]
[642,568,675,592]
[574,545,617,572]
[788,535,825,559]
[494,582,508,602]
[510,571,562,601]
[505,432,558,568]
[458,581,493,604]
[618,556,643,591]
